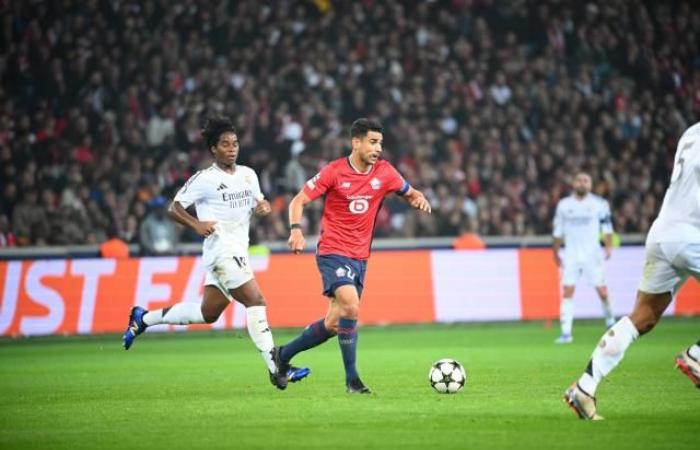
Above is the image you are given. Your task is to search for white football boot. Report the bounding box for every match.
[564,383,604,420]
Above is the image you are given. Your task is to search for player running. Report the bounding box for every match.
[552,172,615,344]
[122,116,309,390]
[565,122,700,420]
[280,118,432,394]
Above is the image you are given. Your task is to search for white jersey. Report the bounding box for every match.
[647,122,700,245]
[174,163,263,267]
[553,194,613,262]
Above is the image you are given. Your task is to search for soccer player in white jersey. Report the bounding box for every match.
[122,116,309,390]
[552,172,616,344]
[564,122,700,420]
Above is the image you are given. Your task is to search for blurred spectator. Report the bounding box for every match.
[284,141,307,193]
[139,197,178,255]
[100,228,130,259]
[0,214,16,247]
[0,0,698,247]
[11,190,47,245]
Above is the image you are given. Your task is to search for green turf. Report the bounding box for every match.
[1,319,698,450]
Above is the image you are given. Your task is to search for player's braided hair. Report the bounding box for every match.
[201,116,237,150]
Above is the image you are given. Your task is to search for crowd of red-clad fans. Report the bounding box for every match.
[1,0,699,250]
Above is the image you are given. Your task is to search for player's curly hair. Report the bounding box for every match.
[201,116,237,150]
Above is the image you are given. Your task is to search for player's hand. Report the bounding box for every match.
[604,247,612,260]
[195,221,217,237]
[254,199,271,216]
[288,229,305,254]
[410,193,432,213]
[553,253,561,267]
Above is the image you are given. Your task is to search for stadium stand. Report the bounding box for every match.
[1,0,698,247]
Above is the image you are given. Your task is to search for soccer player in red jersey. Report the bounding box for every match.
[280,118,432,393]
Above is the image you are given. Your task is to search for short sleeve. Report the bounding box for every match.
[174,171,206,208]
[303,166,335,201]
[552,201,563,238]
[385,163,410,195]
[600,200,614,234]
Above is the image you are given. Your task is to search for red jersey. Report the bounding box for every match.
[303,157,409,260]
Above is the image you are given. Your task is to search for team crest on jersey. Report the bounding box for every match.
[335,267,347,278]
[370,177,381,190]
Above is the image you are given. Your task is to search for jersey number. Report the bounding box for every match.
[349,199,369,214]
[670,141,695,184]
[232,256,247,268]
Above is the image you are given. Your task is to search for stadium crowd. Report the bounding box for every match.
[1,0,699,249]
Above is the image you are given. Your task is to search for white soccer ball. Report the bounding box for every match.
[429,358,467,394]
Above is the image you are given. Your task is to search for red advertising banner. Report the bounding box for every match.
[0,248,697,337]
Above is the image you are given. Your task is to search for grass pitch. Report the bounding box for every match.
[1,319,698,450]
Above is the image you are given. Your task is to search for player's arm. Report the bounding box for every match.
[287,190,313,254]
[401,186,432,213]
[254,199,271,216]
[602,233,613,259]
[600,201,614,260]
[552,237,563,267]
[168,201,216,238]
[250,170,271,217]
[552,202,563,267]
[386,163,431,213]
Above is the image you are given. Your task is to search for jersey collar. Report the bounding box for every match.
[212,162,237,175]
[346,156,374,175]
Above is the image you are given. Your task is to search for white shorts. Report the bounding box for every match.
[204,256,254,301]
[561,258,605,287]
[638,242,700,294]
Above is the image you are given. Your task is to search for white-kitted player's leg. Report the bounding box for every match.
[142,270,231,327]
[566,242,680,419]
[670,243,700,387]
[213,256,283,386]
[557,260,580,343]
[587,260,615,328]
[142,302,205,326]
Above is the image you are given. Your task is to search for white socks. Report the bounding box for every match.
[561,294,616,336]
[578,316,639,396]
[560,298,574,336]
[601,297,616,328]
[141,303,277,373]
[143,302,205,326]
[246,306,276,373]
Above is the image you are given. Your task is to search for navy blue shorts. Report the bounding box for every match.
[316,254,368,298]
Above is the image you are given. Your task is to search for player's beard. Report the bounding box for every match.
[574,187,588,197]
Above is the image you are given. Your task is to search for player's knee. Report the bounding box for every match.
[630,310,659,336]
[636,316,658,335]
[324,318,339,335]
[339,303,359,319]
[247,293,266,307]
[237,292,265,308]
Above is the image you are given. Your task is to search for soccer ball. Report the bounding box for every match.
[429,359,467,394]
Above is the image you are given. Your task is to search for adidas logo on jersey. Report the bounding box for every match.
[216,183,228,191]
